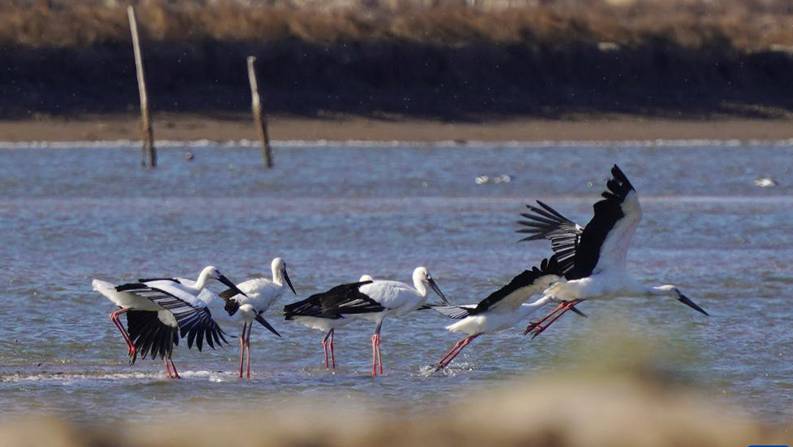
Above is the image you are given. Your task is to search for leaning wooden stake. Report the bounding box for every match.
[128,5,156,168]
[247,56,273,168]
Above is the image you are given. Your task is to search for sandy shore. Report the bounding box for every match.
[2,114,793,142]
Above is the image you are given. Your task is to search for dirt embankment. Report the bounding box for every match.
[5,113,793,142]
[3,0,793,123]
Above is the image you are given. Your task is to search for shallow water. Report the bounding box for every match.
[1,141,793,423]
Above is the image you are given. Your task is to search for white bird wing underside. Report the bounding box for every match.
[93,279,160,311]
[489,285,546,312]
[516,166,641,279]
[142,280,207,309]
[593,189,642,274]
[558,164,641,279]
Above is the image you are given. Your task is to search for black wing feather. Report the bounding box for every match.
[136,277,179,283]
[517,201,582,275]
[118,282,229,351]
[566,164,635,279]
[196,326,205,351]
[427,305,476,320]
[518,165,636,280]
[284,281,382,320]
[126,310,178,363]
[517,200,581,241]
[187,327,197,349]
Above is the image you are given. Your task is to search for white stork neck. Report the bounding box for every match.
[649,285,678,298]
[272,264,284,286]
[413,277,428,297]
[194,268,213,290]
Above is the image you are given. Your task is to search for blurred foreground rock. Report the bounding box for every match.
[1,371,789,447]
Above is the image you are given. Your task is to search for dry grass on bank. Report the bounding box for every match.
[2,0,793,51]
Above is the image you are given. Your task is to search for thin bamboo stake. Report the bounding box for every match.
[247,56,273,168]
[128,5,156,168]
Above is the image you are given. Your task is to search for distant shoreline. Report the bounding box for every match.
[1,114,793,143]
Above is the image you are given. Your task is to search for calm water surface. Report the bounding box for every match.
[1,142,793,423]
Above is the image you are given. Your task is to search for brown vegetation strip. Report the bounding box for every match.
[3,0,793,50]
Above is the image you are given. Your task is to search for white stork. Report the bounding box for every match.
[216,257,296,379]
[429,257,565,371]
[283,280,383,369]
[517,164,709,338]
[92,266,245,378]
[353,267,450,376]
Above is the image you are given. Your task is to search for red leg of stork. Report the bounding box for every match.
[168,358,180,379]
[322,330,331,369]
[239,323,248,379]
[371,334,379,377]
[371,321,383,377]
[377,342,383,375]
[524,302,568,335]
[528,299,585,339]
[163,358,176,379]
[109,308,136,358]
[245,324,252,380]
[435,338,466,370]
[434,333,481,372]
[329,329,336,370]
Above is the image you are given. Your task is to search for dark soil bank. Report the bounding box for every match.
[4,38,793,120]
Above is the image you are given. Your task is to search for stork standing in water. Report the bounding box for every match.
[217,257,296,379]
[283,280,383,369]
[353,267,450,376]
[92,266,245,378]
[430,257,565,371]
[517,165,709,338]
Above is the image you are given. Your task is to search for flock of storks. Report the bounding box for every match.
[93,165,709,379]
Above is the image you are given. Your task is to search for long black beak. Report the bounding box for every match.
[218,274,248,298]
[569,305,588,318]
[283,268,296,295]
[677,293,709,316]
[255,314,281,337]
[428,278,450,305]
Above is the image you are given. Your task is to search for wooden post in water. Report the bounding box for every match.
[127,5,156,168]
[247,56,273,168]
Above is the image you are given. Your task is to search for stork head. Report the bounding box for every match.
[271,257,296,295]
[201,265,247,298]
[359,274,374,282]
[413,266,449,305]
